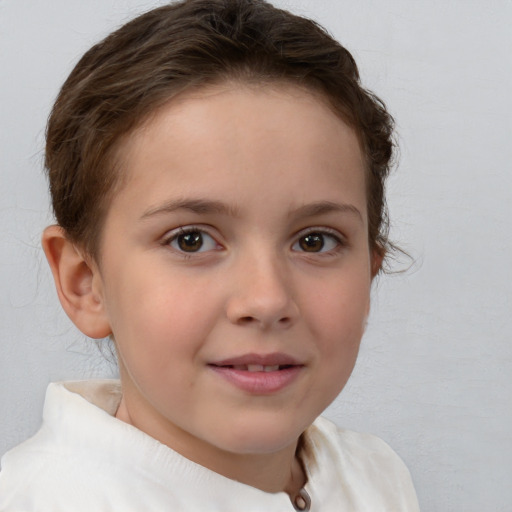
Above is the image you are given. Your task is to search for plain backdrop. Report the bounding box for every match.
[1,1,511,511]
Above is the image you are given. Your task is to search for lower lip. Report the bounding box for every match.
[209,365,303,394]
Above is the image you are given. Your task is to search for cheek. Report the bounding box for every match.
[107,273,223,364]
[308,281,369,402]
[304,274,370,349]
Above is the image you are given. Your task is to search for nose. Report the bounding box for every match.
[225,252,299,330]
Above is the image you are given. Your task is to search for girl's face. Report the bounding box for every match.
[93,83,375,465]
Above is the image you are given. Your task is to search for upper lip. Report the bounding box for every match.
[209,352,302,367]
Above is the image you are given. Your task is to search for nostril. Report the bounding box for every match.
[235,315,292,329]
[238,316,256,325]
[235,315,293,327]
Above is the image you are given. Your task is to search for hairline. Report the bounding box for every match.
[88,77,370,261]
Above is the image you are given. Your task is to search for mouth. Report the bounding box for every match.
[208,353,303,393]
[210,363,296,372]
[208,352,302,371]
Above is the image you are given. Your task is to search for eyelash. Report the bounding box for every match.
[162,226,346,257]
[163,226,221,257]
[291,227,346,255]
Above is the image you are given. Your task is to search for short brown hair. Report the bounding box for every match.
[45,0,395,261]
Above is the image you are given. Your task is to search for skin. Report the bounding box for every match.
[43,83,379,496]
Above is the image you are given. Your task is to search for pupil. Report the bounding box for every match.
[178,232,202,252]
[300,233,324,252]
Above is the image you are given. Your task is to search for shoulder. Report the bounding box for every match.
[310,416,408,466]
[0,434,101,510]
[0,380,214,511]
[0,381,127,511]
[303,416,421,511]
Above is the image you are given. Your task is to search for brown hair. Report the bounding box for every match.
[45,0,395,262]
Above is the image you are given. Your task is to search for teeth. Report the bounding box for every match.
[246,364,280,372]
[226,364,283,372]
[247,364,264,372]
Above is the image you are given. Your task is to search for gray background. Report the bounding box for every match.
[1,1,511,511]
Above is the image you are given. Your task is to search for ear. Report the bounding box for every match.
[370,246,385,278]
[362,248,384,323]
[42,225,112,339]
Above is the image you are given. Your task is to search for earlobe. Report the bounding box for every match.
[365,247,385,321]
[371,246,385,278]
[42,225,112,339]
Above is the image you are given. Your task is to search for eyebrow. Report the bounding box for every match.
[140,198,362,223]
[290,201,363,223]
[140,198,240,220]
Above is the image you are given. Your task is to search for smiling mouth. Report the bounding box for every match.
[210,364,296,372]
[208,352,302,371]
[208,354,303,393]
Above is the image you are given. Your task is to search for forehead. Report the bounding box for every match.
[120,80,359,147]
[110,82,367,219]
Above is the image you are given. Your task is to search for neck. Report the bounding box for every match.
[115,390,307,496]
[204,443,305,494]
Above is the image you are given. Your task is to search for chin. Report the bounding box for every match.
[210,415,311,455]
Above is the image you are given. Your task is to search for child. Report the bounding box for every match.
[0,0,420,510]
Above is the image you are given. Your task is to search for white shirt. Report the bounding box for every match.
[0,381,420,511]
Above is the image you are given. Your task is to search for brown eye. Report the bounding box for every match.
[168,229,218,253]
[177,231,203,252]
[292,231,341,254]
[299,233,325,252]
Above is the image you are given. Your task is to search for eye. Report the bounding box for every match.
[292,231,341,253]
[168,228,219,253]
